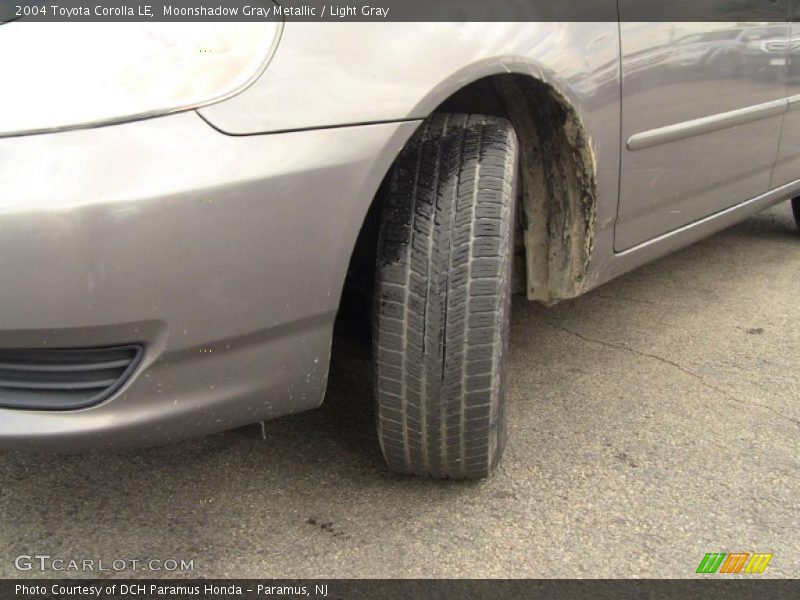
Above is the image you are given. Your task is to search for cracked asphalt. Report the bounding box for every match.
[0,203,797,579]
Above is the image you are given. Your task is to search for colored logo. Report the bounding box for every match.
[696,553,773,574]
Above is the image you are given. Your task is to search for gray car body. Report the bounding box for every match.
[2,17,799,450]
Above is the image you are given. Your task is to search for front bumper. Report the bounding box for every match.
[0,112,419,451]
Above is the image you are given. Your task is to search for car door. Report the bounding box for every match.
[615,1,789,251]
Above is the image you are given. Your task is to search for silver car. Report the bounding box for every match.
[2,19,799,479]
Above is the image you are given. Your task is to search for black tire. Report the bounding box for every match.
[373,113,518,479]
[793,197,800,231]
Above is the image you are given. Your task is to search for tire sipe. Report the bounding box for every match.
[373,113,518,479]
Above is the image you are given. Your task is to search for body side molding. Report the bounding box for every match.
[627,98,789,151]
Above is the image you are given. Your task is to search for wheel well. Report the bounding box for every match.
[438,74,599,304]
[336,73,598,338]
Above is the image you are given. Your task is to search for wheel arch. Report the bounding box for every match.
[340,68,599,318]
[430,71,599,303]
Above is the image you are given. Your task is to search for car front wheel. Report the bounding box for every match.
[373,113,518,479]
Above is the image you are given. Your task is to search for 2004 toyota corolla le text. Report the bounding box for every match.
[1,16,799,479]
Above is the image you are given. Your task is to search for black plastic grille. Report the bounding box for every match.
[0,345,143,410]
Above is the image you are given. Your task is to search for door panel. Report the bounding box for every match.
[616,6,789,251]
[772,16,800,188]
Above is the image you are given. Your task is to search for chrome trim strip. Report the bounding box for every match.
[786,94,800,109]
[627,98,788,151]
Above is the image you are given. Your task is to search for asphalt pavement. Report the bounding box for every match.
[0,203,797,579]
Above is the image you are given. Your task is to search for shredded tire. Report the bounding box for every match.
[793,197,800,232]
[373,113,518,479]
